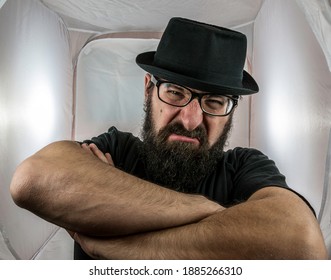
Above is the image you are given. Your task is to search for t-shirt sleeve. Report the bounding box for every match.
[228,148,315,214]
[229,148,289,201]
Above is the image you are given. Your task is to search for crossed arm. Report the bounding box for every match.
[10,141,328,259]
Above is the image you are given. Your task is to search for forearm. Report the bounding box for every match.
[10,141,221,236]
[75,187,327,259]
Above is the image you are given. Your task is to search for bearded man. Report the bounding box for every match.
[10,17,327,259]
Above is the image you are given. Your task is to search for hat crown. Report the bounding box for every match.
[154,18,247,85]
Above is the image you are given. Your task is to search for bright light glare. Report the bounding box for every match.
[26,80,55,140]
[263,84,294,157]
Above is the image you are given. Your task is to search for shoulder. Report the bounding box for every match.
[84,126,141,153]
[222,147,271,166]
[81,127,142,170]
[220,147,289,201]
[222,147,284,179]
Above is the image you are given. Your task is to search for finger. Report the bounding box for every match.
[105,153,114,166]
[66,230,75,238]
[72,233,100,259]
[73,232,80,243]
[89,143,109,164]
[81,143,93,155]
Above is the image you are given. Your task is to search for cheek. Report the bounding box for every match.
[151,101,170,132]
[206,119,228,146]
[153,102,179,131]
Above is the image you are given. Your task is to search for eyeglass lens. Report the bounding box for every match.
[158,82,234,116]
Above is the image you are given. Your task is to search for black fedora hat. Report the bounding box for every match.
[136,17,258,95]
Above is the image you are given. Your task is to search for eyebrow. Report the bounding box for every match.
[163,80,209,94]
[164,82,186,91]
[157,77,237,97]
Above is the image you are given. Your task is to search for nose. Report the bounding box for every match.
[179,98,204,131]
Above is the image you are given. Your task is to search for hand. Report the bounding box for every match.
[72,231,145,260]
[72,232,110,259]
[81,143,114,166]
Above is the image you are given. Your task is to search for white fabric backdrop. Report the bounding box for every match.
[296,0,331,71]
[0,0,6,9]
[251,0,331,215]
[74,38,159,141]
[0,0,73,259]
[40,0,263,33]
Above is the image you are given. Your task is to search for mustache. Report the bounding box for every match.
[157,123,208,145]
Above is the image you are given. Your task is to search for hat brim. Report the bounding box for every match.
[136,51,259,95]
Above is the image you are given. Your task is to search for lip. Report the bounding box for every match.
[168,134,200,145]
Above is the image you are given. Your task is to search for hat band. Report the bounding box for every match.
[155,58,244,88]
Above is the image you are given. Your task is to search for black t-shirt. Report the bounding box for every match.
[75,126,308,259]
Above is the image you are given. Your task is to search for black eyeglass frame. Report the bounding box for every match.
[150,76,239,117]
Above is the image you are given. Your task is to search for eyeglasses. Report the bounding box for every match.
[150,76,238,117]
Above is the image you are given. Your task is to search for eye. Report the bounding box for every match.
[164,84,187,100]
[168,90,185,98]
[204,96,227,108]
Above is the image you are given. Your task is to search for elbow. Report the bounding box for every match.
[291,220,328,259]
[10,156,41,209]
[303,231,328,260]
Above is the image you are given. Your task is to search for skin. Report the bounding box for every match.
[145,74,228,148]
[9,74,328,259]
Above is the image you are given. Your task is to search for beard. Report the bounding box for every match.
[140,95,233,193]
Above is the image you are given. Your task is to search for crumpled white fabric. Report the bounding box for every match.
[0,0,73,259]
[296,0,331,72]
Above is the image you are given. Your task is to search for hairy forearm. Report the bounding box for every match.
[75,187,328,260]
[10,141,222,236]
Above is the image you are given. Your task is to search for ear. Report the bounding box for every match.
[144,73,152,101]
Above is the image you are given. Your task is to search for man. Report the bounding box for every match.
[10,17,327,259]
